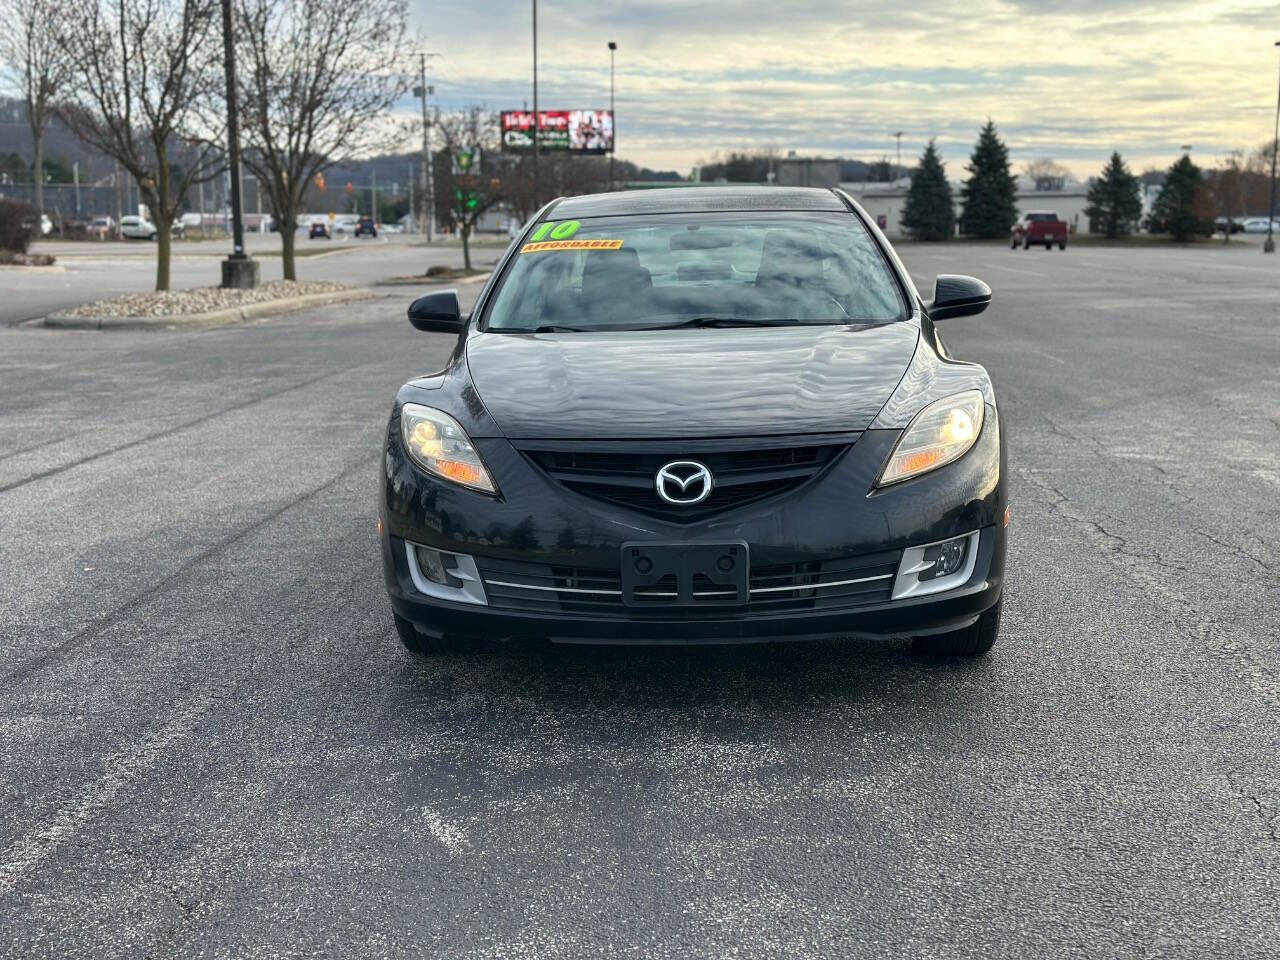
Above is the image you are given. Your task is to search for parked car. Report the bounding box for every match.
[119,215,157,240]
[89,216,115,237]
[309,221,331,240]
[1214,217,1246,235]
[354,215,378,238]
[381,186,1007,658]
[118,215,183,240]
[1011,211,1068,250]
[1240,216,1280,234]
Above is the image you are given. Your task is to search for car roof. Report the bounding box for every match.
[549,186,847,218]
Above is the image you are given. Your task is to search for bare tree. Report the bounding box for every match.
[1023,158,1071,191]
[58,0,225,290]
[1243,138,1278,215]
[234,0,410,279]
[0,0,74,221]
[435,108,505,271]
[1209,151,1246,241]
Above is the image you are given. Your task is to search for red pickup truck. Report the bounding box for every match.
[1011,211,1068,250]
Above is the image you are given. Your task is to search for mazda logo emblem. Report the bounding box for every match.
[655,460,714,505]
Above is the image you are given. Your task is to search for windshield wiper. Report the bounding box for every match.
[527,324,591,333]
[641,317,839,330]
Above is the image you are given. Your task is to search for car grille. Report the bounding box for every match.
[475,548,899,619]
[519,441,851,520]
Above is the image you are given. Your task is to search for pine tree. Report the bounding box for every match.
[959,120,1018,238]
[1085,152,1143,238]
[901,140,954,241]
[1146,154,1212,242]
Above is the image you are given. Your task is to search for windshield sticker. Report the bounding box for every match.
[521,238,624,254]
[528,219,581,242]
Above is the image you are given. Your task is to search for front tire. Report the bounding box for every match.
[913,600,1002,657]
[392,612,477,656]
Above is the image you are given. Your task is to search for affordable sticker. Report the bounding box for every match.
[521,238,625,254]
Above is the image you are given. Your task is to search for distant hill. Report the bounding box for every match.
[0,97,119,184]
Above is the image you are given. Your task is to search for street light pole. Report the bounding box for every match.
[893,131,903,178]
[1265,41,1280,255]
[532,0,540,207]
[608,41,617,191]
[416,53,439,242]
[219,0,258,288]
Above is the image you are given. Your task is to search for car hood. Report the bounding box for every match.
[464,323,921,440]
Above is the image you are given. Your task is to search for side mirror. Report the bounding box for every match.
[407,289,466,333]
[926,275,991,321]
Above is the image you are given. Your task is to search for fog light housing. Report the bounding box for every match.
[921,537,967,582]
[415,545,460,587]
[405,541,487,606]
[892,531,980,600]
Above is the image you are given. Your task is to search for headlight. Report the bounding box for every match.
[399,403,497,494]
[877,390,985,486]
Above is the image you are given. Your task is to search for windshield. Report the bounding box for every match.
[484,211,905,332]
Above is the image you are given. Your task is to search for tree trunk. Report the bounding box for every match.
[461,222,472,270]
[281,218,297,281]
[32,132,44,221]
[150,157,173,290]
[154,213,172,290]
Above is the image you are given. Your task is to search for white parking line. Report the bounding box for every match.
[0,692,217,898]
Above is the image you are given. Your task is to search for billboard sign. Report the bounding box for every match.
[501,110,614,154]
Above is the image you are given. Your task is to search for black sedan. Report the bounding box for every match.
[379,187,1007,657]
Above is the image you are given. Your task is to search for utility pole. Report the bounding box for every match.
[408,163,415,233]
[608,41,617,191]
[219,0,258,287]
[1266,40,1279,254]
[532,0,539,207]
[371,166,377,220]
[416,53,439,241]
[893,131,903,178]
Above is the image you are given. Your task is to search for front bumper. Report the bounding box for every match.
[380,410,1007,646]
[384,525,1004,644]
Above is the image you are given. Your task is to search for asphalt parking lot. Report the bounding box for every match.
[1,240,1278,958]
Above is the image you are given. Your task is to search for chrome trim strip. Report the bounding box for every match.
[749,573,893,595]
[486,579,621,596]
[485,572,893,598]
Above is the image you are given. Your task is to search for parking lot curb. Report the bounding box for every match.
[375,271,492,288]
[42,288,376,330]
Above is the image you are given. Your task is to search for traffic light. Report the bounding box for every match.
[454,186,479,214]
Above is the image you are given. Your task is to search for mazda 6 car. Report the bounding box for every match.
[379,187,1007,657]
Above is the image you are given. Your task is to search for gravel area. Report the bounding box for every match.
[56,279,350,318]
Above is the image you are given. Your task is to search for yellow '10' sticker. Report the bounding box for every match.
[522,238,624,254]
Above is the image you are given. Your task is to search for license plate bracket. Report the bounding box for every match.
[620,541,749,607]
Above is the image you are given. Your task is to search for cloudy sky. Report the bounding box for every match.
[410,0,1280,178]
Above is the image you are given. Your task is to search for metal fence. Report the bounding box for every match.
[0,179,244,227]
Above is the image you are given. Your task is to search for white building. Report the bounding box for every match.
[841,175,1095,239]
